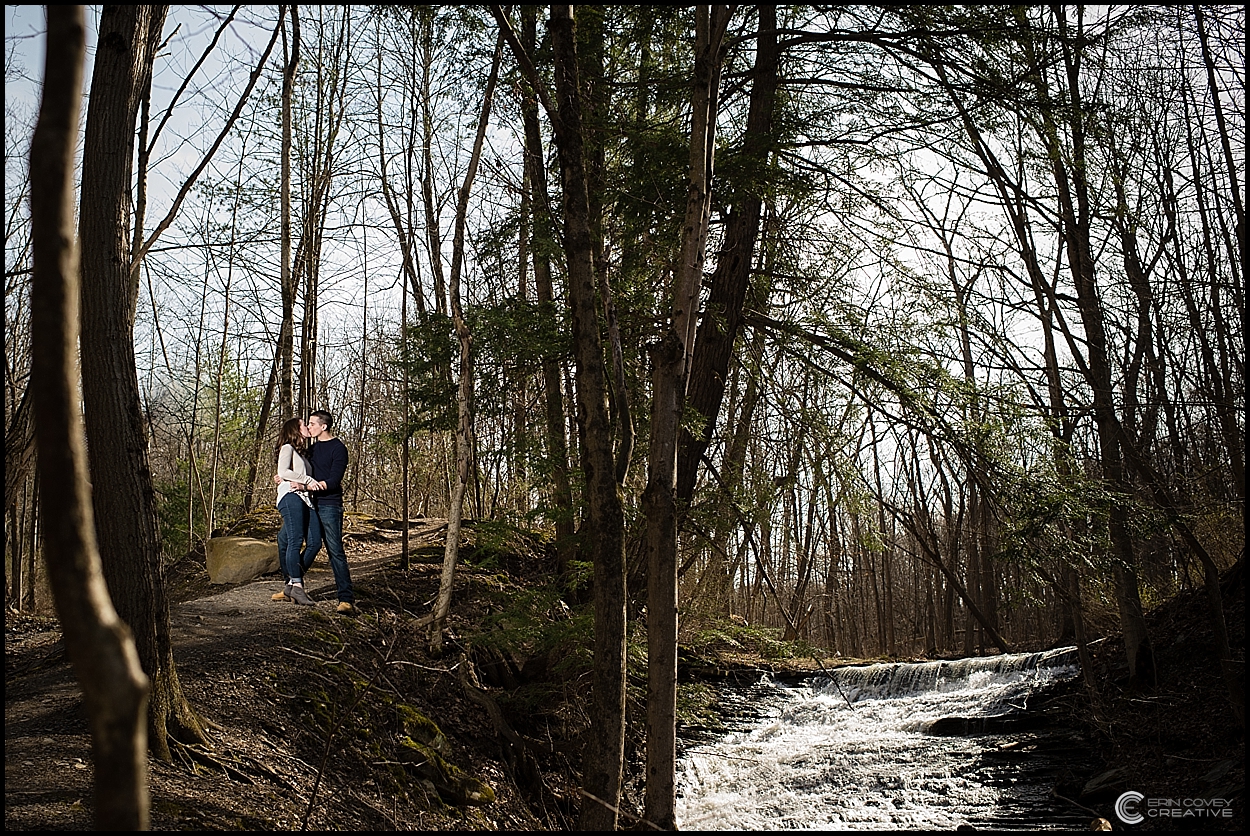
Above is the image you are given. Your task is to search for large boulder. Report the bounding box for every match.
[205,536,279,584]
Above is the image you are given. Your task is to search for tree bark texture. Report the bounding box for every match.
[548,6,629,829]
[78,3,206,760]
[645,8,731,826]
[643,329,683,830]
[676,4,779,505]
[29,6,151,827]
[432,33,503,653]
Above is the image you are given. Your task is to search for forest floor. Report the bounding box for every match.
[4,512,1245,831]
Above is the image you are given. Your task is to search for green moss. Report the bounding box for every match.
[396,704,447,752]
[676,680,720,728]
[398,737,495,806]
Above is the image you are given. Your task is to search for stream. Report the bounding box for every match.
[676,648,1095,831]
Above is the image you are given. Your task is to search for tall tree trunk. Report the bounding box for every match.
[546,6,629,828]
[576,6,634,484]
[279,5,298,420]
[642,326,683,828]
[77,3,207,761]
[420,10,448,318]
[375,11,425,312]
[644,9,729,826]
[521,5,576,573]
[677,4,779,505]
[1034,7,1155,688]
[296,9,352,416]
[401,266,412,570]
[29,7,150,826]
[207,173,241,536]
[431,33,504,653]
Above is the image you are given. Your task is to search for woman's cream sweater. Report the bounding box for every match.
[276,443,316,507]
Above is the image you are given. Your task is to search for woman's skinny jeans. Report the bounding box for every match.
[277,492,310,583]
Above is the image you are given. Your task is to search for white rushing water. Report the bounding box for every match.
[676,648,1082,831]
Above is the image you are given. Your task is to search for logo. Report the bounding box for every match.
[1115,791,1144,825]
[1115,790,1235,824]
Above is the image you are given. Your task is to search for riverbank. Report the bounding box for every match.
[5,518,1243,830]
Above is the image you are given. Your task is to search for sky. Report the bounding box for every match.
[5,5,392,412]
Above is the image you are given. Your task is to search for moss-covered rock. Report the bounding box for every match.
[397,735,495,806]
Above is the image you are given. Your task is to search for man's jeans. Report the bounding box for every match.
[304,501,354,604]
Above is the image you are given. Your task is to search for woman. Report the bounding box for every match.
[274,417,319,605]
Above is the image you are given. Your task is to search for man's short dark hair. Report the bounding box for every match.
[311,409,333,429]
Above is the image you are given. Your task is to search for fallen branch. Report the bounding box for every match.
[811,654,855,710]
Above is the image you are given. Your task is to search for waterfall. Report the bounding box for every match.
[676,647,1088,831]
[819,647,1080,722]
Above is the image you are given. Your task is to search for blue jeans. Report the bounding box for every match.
[276,514,317,581]
[277,493,312,583]
[304,501,354,603]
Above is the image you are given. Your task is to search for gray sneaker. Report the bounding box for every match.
[288,584,315,606]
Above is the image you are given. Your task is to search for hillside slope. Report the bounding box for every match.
[4,516,1244,830]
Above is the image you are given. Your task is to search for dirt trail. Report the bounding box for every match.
[5,521,460,831]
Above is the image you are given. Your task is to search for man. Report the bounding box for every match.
[288,409,357,615]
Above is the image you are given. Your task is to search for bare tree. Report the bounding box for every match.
[77,4,208,760]
[279,4,299,419]
[492,5,631,827]
[29,6,149,826]
[643,6,731,828]
[430,31,505,653]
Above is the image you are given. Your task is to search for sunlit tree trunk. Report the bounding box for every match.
[77,1,206,764]
[643,7,729,827]
[431,33,504,654]
[491,5,632,827]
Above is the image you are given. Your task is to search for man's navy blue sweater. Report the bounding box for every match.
[307,437,348,506]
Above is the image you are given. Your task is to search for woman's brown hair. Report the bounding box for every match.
[274,417,306,458]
